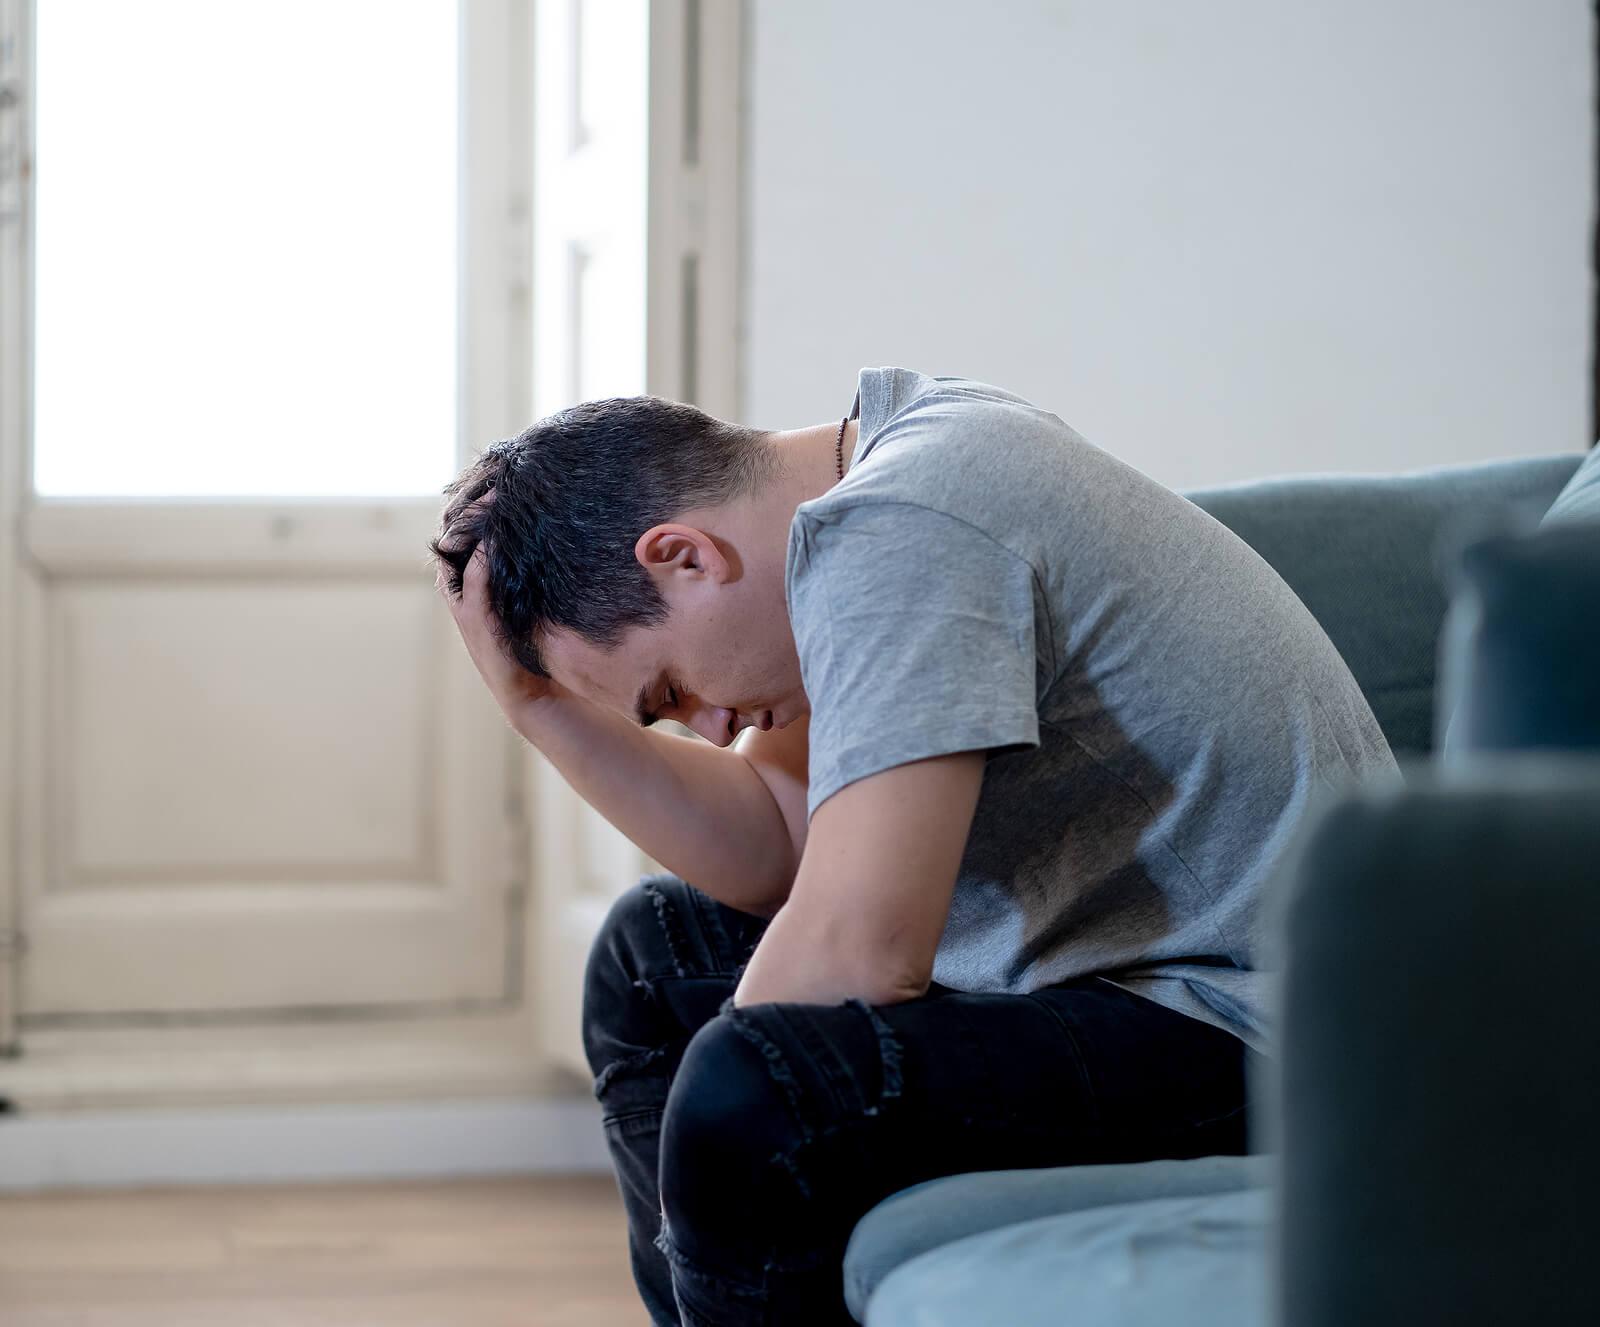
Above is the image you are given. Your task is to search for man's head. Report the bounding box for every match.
[430,395,812,746]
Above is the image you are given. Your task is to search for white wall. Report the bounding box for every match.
[739,0,1594,491]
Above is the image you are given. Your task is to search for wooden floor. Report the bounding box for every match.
[0,1174,647,1326]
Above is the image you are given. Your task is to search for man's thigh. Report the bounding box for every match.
[657,977,1254,1273]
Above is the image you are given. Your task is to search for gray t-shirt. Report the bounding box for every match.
[785,367,1401,1058]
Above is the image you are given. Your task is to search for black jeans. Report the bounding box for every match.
[581,873,1258,1327]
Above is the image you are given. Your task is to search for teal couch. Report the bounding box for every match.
[844,447,1600,1325]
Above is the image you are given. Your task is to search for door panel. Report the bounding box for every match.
[18,550,520,1017]
[60,582,433,880]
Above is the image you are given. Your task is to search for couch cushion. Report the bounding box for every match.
[1181,454,1580,756]
[1435,520,1600,756]
[844,1152,1272,1321]
[863,1185,1271,1327]
[1436,447,1600,756]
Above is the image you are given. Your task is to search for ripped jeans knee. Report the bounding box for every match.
[657,998,906,1263]
[649,997,907,1325]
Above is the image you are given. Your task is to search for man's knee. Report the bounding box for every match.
[658,1009,807,1247]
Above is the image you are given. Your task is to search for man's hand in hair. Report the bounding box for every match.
[437,540,556,728]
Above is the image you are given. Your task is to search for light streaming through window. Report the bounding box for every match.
[33,0,459,497]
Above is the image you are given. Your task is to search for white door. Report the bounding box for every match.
[0,1,530,1044]
[0,0,740,1104]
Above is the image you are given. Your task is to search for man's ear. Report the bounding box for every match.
[634,523,729,586]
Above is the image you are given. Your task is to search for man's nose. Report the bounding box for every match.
[685,702,738,747]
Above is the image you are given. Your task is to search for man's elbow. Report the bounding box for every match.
[809,904,936,1004]
[865,978,930,1006]
[855,954,933,1006]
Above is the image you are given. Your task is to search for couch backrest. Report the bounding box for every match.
[1179,454,1583,756]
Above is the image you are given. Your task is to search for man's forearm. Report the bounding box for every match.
[517,691,796,917]
[731,752,983,1008]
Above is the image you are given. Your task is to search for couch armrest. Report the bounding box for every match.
[1259,754,1600,1326]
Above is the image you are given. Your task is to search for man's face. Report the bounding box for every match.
[540,582,809,747]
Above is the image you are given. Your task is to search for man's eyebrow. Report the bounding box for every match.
[634,677,658,728]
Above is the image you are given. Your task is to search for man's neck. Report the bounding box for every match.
[769,416,860,512]
[675,418,859,598]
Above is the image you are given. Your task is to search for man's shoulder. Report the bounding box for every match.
[796,381,1078,558]
[862,365,1049,424]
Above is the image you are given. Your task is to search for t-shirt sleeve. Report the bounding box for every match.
[788,501,1045,818]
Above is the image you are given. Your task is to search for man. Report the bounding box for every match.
[431,367,1399,1326]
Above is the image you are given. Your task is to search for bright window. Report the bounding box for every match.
[32,0,459,497]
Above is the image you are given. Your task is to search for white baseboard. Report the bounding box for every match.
[0,1095,612,1192]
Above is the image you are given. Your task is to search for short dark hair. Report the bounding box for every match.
[429,395,776,677]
